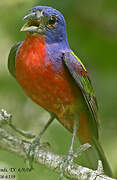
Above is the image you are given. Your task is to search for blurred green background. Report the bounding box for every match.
[0,0,117,179]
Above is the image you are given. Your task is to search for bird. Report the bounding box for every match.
[8,6,113,177]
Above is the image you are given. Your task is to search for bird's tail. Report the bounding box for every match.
[83,138,113,177]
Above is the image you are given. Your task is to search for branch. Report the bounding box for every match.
[0,110,116,180]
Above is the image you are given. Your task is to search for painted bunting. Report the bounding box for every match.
[8,6,113,177]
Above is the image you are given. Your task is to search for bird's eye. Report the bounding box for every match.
[48,16,57,27]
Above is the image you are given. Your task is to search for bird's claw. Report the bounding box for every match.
[26,139,50,169]
[59,151,74,180]
[59,143,91,179]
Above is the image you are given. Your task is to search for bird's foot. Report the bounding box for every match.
[25,136,50,169]
[25,115,55,169]
[59,143,91,179]
[59,149,74,180]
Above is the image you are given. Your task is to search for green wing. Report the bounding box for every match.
[8,42,22,78]
[63,51,99,129]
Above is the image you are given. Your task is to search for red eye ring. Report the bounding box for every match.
[48,22,56,27]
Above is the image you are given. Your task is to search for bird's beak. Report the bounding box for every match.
[20,10,43,33]
[20,21,40,32]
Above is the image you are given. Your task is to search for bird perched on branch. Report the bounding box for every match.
[8,6,113,178]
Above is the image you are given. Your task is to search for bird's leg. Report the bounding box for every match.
[26,114,55,169]
[59,119,79,179]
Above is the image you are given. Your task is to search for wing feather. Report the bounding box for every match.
[63,51,99,130]
[8,42,23,78]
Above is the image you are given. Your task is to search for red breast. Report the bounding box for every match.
[16,34,80,115]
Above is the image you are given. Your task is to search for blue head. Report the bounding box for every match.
[21,6,69,46]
